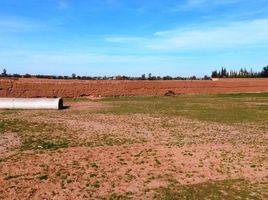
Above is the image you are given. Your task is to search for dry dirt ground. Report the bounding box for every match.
[0,96,268,199]
[1,78,268,98]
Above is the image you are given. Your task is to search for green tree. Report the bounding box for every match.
[211,70,218,78]
[261,66,268,77]
[141,74,146,80]
[1,68,7,76]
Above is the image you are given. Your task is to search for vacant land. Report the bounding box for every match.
[0,93,268,199]
[1,78,268,98]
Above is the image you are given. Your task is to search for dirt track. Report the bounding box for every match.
[0,78,268,98]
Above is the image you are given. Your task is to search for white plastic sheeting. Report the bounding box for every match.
[0,98,63,110]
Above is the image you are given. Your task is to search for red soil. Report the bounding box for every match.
[0,78,268,98]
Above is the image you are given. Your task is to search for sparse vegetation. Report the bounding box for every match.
[0,119,64,134]
[101,93,268,124]
[22,138,69,150]
[38,175,48,181]
[0,118,70,150]
[0,68,202,80]
[1,66,268,80]
[1,93,267,199]
[156,179,268,200]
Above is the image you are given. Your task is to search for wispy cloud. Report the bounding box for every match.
[150,18,268,50]
[105,36,144,43]
[105,18,268,50]
[1,0,267,76]
[170,0,249,12]
[187,0,244,7]
[57,0,69,10]
[0,16,40,31]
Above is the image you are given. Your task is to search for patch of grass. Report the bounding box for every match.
[0,153,20,163]
[66,179,73,184]
[156,179,268,200]
[92,181,101,188]
[55,170,61,177]
[214,93,268,98]
[90,173,98,177]
[155,157,161,165]
[38,175,48,181]
[4,174,26,180]
[108,193,133,200]
[0,118,70,150]
[64,97,93,102]
[86,134,144,147]
[101,93,268,124]
[0,110,17,116]
[22,138,69,150]
[0,119,65,134]
[90,162,99,169]
[37,142,69,150]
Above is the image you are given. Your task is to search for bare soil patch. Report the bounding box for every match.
[0,132,20,160]
[67,101,111,111]
[1,78,268,98]
[0,98,267,199]
[0,143,267,199]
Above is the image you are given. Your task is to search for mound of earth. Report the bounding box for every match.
[1,78,268,98]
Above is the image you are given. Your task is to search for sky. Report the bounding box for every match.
[0,0,268,77]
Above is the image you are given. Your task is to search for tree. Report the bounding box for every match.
[148,73,157,80]
[72,73,76,79]
[23,73,31,78]
[12,73,21,78]
[261,66,268,77]
[211,70,218,78]
[190,76,197,80]
[163,76,173,80]
[203,75,210,80]
[220,67,228,78]
[141,74,146,80]
[1,68,7,77]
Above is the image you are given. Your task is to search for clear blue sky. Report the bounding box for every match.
[0,0,268,77]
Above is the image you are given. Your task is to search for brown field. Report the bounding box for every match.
[1,78,268,98]
[0,93,268,199]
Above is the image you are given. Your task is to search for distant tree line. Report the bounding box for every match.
[1,66,267,80]
[211,66,268,78]
[0,68,209,80]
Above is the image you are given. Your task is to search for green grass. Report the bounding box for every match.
[0,119,64,134]
[156,179,268,200]
[86,134,144,147]
[101,93,268,124]
[214,93,268,98]
[0,110,17,116]
[38,174,48,181]
[108,193,133,200]
[0,118,69,150]
[64,97,93,102]
[99,192,133,200]
[4,174,26,180]
[22,138,69,150]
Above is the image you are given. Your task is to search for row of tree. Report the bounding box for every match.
[1,66,268,80]
[0,69,206,80]
[211,66,268,78]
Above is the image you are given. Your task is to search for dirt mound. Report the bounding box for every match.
[0,78,268,98]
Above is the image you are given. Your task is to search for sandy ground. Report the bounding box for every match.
[0,101,268,199]
[1,78,268,98]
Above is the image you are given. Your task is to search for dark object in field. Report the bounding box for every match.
[164,90,176,96]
